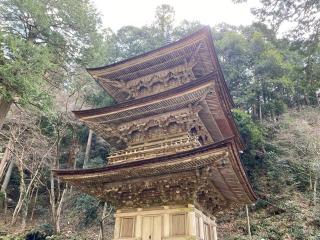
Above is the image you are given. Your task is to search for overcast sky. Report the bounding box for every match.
[92,0,261,31]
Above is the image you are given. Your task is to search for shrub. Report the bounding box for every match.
[73,194,99,226]
[25,224,54,240]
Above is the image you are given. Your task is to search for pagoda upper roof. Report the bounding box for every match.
[86,26,233,105]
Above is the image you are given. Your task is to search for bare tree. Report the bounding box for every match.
[6,112,54,229]
[98,202,113,240]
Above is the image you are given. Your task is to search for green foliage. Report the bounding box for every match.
[25,223,54,240]
[0,191,5,200]
[251,0,319,42]
[154,4,175,42]
[233,0,320,106]
[215,24,301,119]
[73,194,99,226]
[89,4,205,67]
[0,33,54,110]
[233,109,264,150]
[83,84,115,108]
[172,20,203,40]
[39,116,55,136]
[0,0,102,113]
[221,108,320,239]
[77,126,90,145]
[0,191,5,208]
[233,109,265,184]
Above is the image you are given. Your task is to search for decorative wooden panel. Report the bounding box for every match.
[171,213,186,236]
[120,217,134,238]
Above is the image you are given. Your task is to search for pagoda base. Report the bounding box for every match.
[113,204,217,240]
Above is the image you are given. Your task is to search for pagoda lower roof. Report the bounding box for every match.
[54,137,256,213]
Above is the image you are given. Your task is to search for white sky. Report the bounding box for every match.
[92,0,261,31]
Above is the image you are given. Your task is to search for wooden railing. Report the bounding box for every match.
[109,134,201,164]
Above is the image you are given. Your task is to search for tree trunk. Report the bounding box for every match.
[4,192,7,223]
[1,159,15,192]
[12,159,26,225]
[310,170,313,191]
[30,188,38,221]
[246,205,252,239]
[258,101,262,122]
[0,138,14,180]
[0,98,13,130]
[99,202,108,240]
[83,130,93,168]
[21,196,30,230]
[55,188,67,234]
[50,170,56,225]
[314,177,317,206]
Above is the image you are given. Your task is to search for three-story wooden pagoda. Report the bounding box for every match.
[54,27,256,240]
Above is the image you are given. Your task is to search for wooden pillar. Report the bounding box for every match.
[135,208,142,239]
[163,206,170,238]
[188,205,196,236]
[199,216,205,240]
[113,213,121,239]
[212,219,218,240]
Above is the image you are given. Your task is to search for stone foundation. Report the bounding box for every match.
[113,204,217,240]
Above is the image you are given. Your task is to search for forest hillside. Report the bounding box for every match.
[1,107,319,240]
[218,107,320,240]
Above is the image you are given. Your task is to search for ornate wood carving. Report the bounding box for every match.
[78,165,228,215]
[127,64,196,99]
[94,106,215,163]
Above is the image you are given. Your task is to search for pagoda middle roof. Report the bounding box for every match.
[73,72,216,120]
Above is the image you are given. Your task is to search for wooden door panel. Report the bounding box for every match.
[152,216,162,240]
[142,215,162,240]
[142,216,152,240]
[120,217,134,238]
